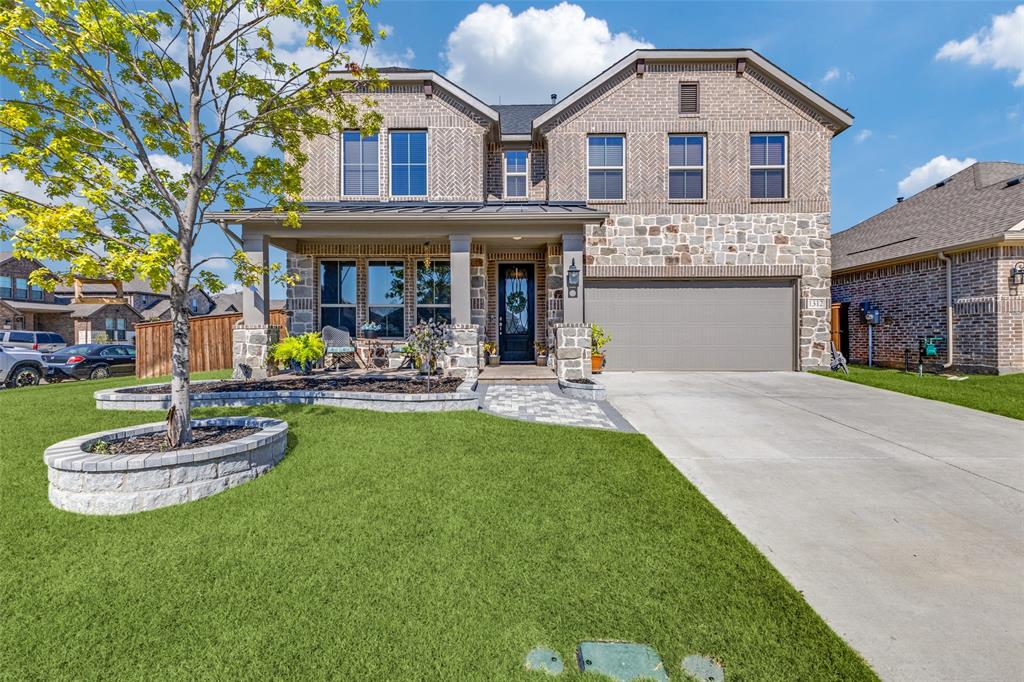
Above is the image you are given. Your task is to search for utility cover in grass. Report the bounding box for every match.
[525,647,564,675]
[682,654,725,681]
[576,641,669,681]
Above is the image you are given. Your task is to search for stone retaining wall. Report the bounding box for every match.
[95,378,480,413]
[44,417,288,516]
[232,324,280,380]
[554,323,592,382]
[445,324,480,381]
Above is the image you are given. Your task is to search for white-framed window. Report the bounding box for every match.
[105,317,127,341]
[750,134,787,199]
[320,260,357,336]
[342,131,379,196]
[504,150,528,198]
[668,135,705,200]
[587,135,625,201]
[389,131,427,196]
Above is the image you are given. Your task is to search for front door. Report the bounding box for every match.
[498,263,534,362]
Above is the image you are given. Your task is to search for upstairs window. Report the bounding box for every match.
[390,131,427,196]
[416,260,451,324]
[679,83,699,114]
[504,151,528,198]
[587,135,624,201]
[750,134,787,199]
[14,277,28,299]
[342,131,379,196]
[668,135,705,200]
[30,284,43,301]
[0,276,11,298]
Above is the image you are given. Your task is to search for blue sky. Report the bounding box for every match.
[2,1,1022,298]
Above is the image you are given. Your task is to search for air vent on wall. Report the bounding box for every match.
[679,83,699,114]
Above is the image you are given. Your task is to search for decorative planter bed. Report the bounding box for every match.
[44,417,288,516]
[95,376,479,413]
[558,377,607,401]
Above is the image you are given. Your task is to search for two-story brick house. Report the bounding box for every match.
[212,49,852,373]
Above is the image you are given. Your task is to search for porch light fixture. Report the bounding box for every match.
[1011,261,1024,287]
[566,258,580,298]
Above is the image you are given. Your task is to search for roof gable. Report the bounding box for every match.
[833,162,1024,272]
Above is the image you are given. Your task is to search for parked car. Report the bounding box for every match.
[43,344,136,381]
[0,330,67,352]
[0,344,45,388]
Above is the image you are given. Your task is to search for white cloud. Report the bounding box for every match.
[443,2,652,103]
[936,5,1024,86]
[821,67,840,83]
[0,168,51,205]
[854,129,873,143]
[148,154,189,177]
[897,155,977,196]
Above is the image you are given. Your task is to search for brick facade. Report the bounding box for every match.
[832,245,1024,374]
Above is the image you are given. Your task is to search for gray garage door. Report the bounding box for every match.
[585,280,796,371]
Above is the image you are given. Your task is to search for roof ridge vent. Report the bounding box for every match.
[1007,176,1022,188]
[934,179,948,189]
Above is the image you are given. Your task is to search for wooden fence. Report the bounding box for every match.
[135,310,288,379]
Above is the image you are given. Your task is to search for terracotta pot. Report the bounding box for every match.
[487,355,500,367]
[591,353,605,373]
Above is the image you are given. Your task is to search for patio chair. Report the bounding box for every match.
[321,326,357,371]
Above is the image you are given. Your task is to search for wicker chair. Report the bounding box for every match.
[321,326,356,370]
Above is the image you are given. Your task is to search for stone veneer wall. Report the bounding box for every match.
[232,325,280,380]
[586,212,832,369]
[554,323,592,381]
[545,244,564,353]
[445,324,480,380]
[832,245,1024,374]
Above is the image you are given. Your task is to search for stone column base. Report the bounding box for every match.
[554,323,592,382]
[446,324,480,381]
[232,324,281,380]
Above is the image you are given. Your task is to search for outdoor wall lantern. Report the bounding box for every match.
[1010,261,1024,287]
[566,258,580,298]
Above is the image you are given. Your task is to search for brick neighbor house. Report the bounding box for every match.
[210,49,853,376]
[831,162,1024,374]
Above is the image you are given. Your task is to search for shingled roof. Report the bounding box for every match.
[491,104,553,135]
[832,162,1024,272]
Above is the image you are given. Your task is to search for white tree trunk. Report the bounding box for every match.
[167,257,192,445]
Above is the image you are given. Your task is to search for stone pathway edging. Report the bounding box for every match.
[478,384,633,432]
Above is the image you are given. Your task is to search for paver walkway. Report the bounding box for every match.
[479,384,630,431]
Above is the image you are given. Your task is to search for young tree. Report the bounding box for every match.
[0,0,385,444]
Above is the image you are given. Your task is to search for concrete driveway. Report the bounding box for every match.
[601,371,1024,682]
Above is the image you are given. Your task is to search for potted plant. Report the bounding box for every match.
[534,341,548,366]
[591,324,610,374]
[271,332,325,375]
[482,342,499,367]
[361,321,381,339]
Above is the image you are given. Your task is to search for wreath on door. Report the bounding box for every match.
[506,290,527,315]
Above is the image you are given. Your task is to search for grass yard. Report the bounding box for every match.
[813,365,1024,421]
[1,375,876,681]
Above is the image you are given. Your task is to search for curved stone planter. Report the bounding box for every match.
[44,417,287,516]
[558,378,607,401]
[95,378,479,413]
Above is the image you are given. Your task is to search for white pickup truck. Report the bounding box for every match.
[0,344,45,388]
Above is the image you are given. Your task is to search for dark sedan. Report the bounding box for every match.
[43,344,136,381]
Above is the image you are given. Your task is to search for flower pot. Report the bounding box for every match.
[487,355,500,367]
[289,359,313,375]
[363,329,377,339]
[535,354,548,366]
[591,353,605,374]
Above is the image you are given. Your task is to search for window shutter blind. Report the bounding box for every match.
[679,83,698,114]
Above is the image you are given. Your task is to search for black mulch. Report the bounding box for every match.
[123,376,464,395]
[89,426,261,455]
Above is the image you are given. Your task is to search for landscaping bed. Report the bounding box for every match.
[4,374,877,680]
[123,375,464,395]
[88,425,260,455]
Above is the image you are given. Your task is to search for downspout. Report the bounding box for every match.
[937,252,954,369]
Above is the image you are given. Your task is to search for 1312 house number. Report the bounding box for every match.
[806,298,828,310]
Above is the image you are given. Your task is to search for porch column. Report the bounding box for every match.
[562,233,585,324]
[449,234,472,325]
[241,233,269,326]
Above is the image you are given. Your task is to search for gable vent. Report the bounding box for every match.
[679,83,699,114]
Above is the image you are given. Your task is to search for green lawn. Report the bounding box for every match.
[0,375,876,681]
[813,366,1024,421]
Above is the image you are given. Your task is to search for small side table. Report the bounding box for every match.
[356,339,391,370]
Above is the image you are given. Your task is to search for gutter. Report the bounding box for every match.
[937,252,954,369]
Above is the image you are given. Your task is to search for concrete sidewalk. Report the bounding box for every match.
[601,371,1024,682]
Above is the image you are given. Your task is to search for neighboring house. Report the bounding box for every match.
[832,162,1024,374]
[210,49,852,371]
[0,253,75,336]
[54,277,169,314]
[68,302,143,344]
[142,287,216,320]
[206,291,286,316]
